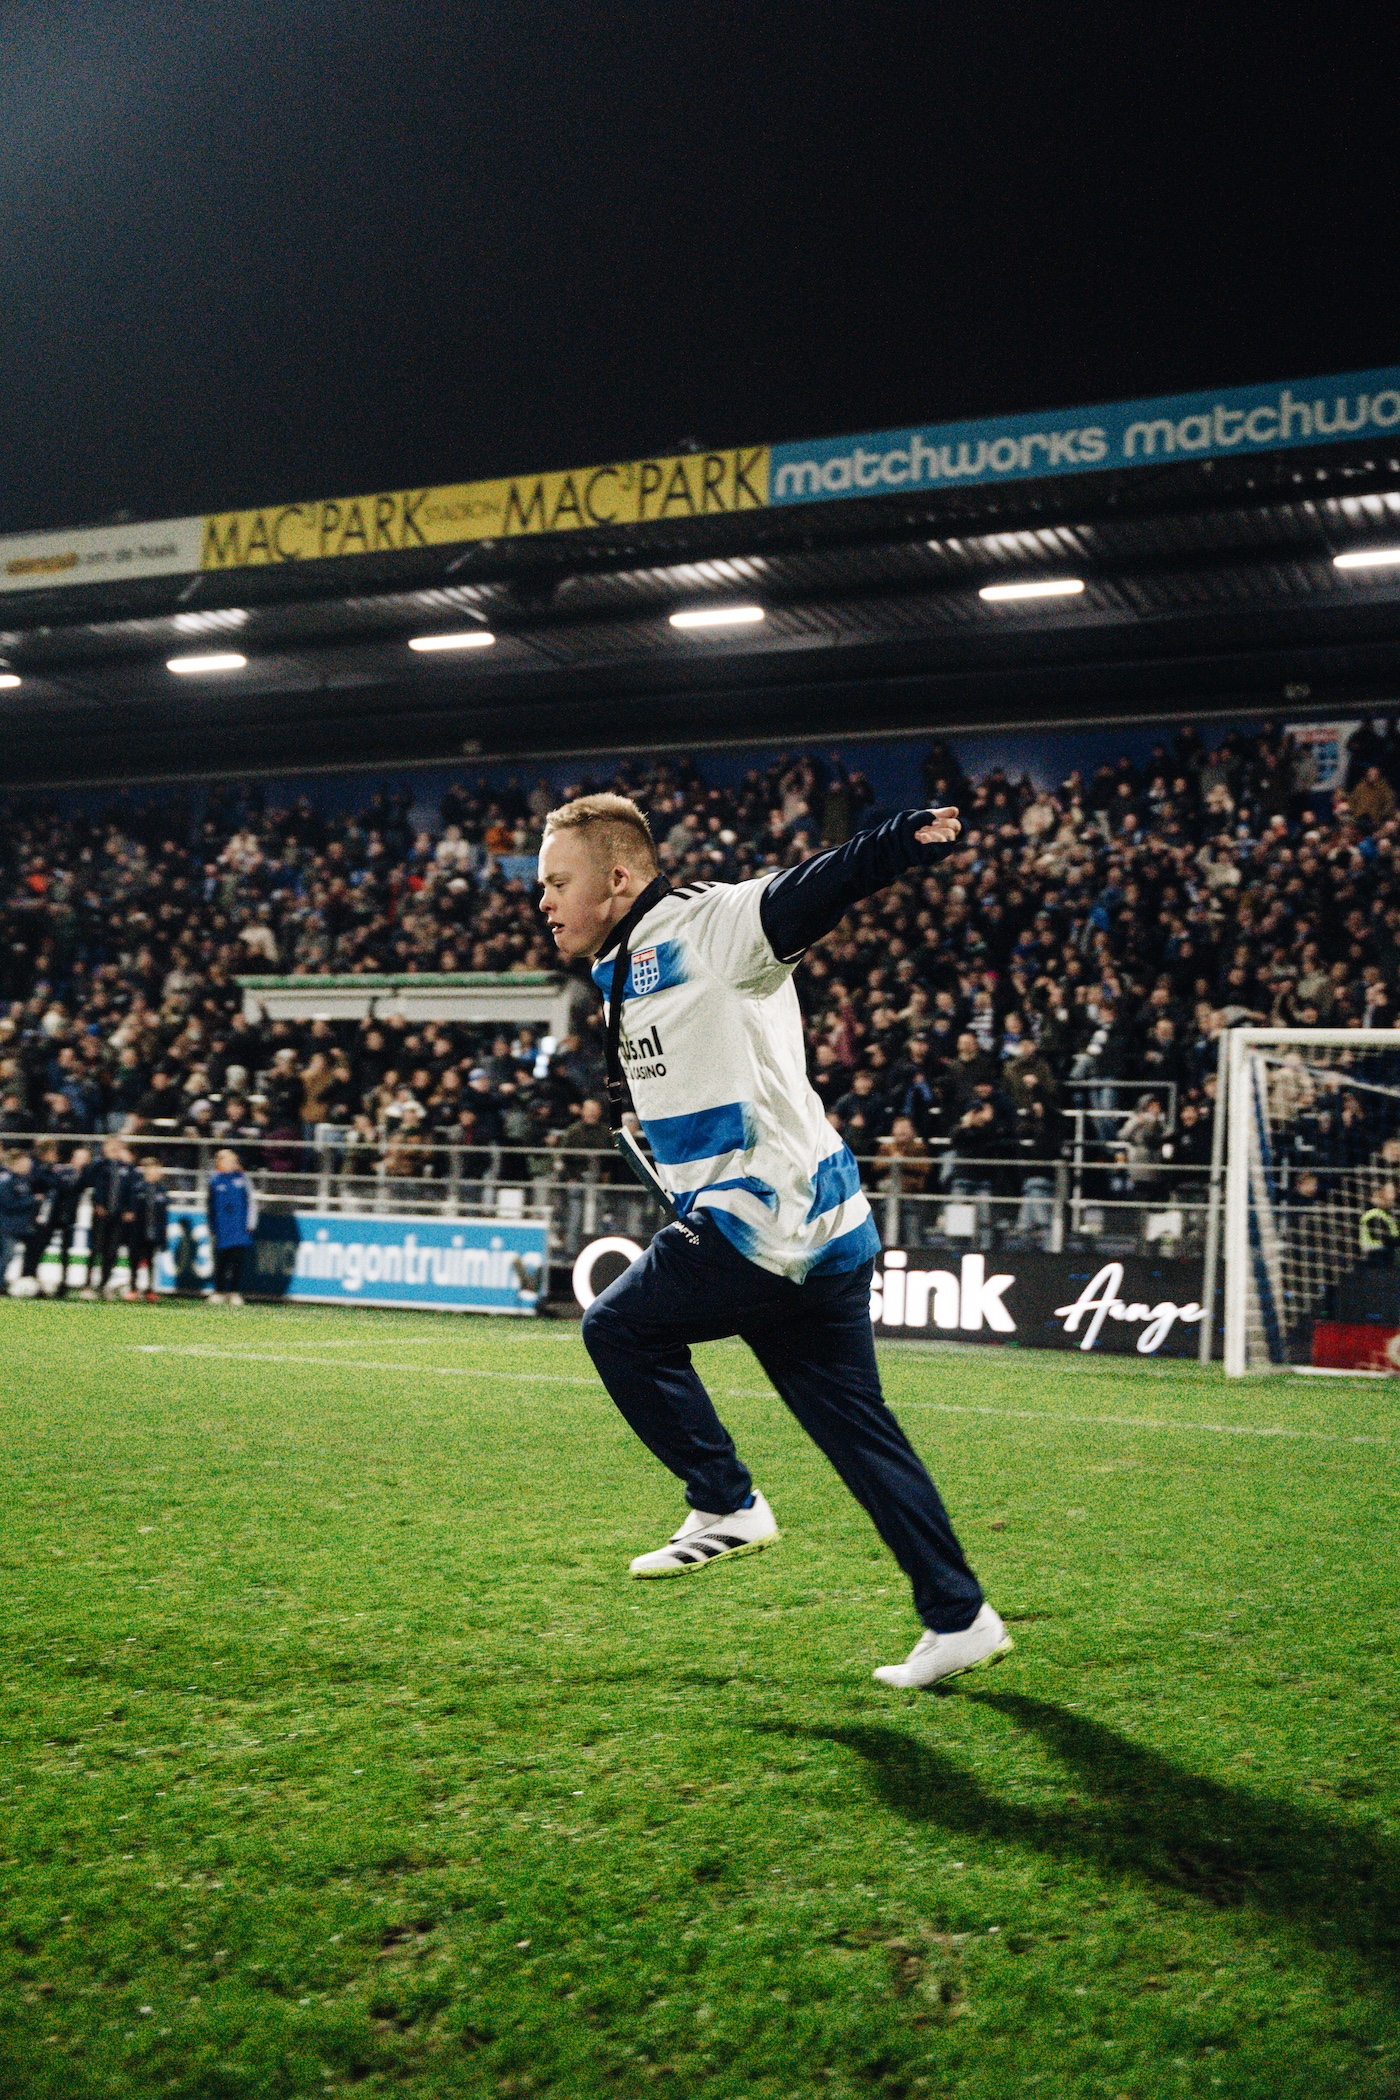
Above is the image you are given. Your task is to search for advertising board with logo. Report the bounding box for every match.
[567,1237,1205,1356]
[199,447,768,573]
[8,361,1400,601]
[871,1251,1206,1356]
[156,1210,546,1314]
[769,363,1400,508]
[0,517,204,594]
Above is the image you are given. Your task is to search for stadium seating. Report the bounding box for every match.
[1,722,1396,1206]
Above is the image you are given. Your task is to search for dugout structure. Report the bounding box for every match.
[1217,1026,1400,1374]
[236,970,576,1040]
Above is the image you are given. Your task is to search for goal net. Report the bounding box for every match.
[1223,1028,1400,1374]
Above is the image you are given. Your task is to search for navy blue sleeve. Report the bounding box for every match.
[758,809,953,963]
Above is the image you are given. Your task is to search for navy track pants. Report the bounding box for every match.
[581,1215,984,1632]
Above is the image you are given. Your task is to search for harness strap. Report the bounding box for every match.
[602,875,670,1134]
[598,875,681,1221]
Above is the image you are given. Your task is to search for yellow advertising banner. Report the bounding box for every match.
[201,447,769,572]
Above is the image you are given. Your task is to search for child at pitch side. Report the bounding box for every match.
[123,1158,171,1303]
[206,1147,257,1305]
[538,793,1011,1691]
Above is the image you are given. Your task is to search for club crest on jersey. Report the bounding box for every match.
[630,945,660,995]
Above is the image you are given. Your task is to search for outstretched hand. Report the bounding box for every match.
[914,806,961,846]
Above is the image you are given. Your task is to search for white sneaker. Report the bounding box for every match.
[629,1490,780,1578]
[227,1292,245,1307]
[207,1292,226,1306]
[873,1603,1014,1690]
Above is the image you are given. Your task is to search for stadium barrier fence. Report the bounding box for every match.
[1,1127,1215,1292]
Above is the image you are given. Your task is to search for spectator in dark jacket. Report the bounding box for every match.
[263,1048,305,1134]
[551,1095,618,1182]
[946,1032,999,1110]
[809,1041,852,1116]
[23,1142,91,1296]
[463,1068,505,1146]
[137,1068,181,1127]
[1138,1016,1187,1098]
[832,1069,885,1164]
[80,1138,136,1299]
[1164,1099,1213,1198]
[0,1150,43,1293]
[124,1158,171,1301]
[947,1080,1018,1197]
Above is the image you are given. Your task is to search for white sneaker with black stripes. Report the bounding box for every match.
[629,1491,780,1578]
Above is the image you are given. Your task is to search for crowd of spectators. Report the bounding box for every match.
[3,719,1400,1216]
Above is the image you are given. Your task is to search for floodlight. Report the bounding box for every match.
[167,652,247,674]
[978,578,1086,602]
[668,605,765,629]
[1333,547,1400,570]
[407,630,496,651]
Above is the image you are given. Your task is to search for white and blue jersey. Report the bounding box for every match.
[593,873,880,1282]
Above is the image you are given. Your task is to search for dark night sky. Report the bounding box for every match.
[3,2,1399,535]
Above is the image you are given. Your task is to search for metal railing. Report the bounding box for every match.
[0,1126,1215,1273]
[866,1153,1210,1257]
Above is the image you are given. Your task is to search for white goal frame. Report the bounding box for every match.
[1218,1026,1400,1376]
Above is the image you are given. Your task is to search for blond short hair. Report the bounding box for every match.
[543,793,659,874]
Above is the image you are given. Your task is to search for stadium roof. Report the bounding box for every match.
[7,364,1400,787]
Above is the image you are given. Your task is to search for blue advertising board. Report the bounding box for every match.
[768,363,1400,506]
[156,1209,546,1314]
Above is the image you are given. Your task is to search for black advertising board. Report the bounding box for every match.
[568,1236,1207,1358]
[871,1250,1207,1357]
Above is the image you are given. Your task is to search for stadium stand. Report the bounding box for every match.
[2,717,1398,1269]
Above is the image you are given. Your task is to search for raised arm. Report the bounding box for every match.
[758,807,961,964]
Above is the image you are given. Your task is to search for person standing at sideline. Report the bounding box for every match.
[538,792,1011,1692]
[81,1137,136,1299]
[125,1158,171,1303]
[206,1147,257,1305]
[0,1150,43,1295]
[23,1143,91,1296]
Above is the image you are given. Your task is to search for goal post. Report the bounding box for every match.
[1221,1027,1400,1375]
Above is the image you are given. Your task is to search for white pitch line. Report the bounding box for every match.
[130,1345,598,1388]
[1290,1364,1392,1379]
[286,1336,453,1346]
[126,1346,1391,1447]
[894,1398,1391,1448]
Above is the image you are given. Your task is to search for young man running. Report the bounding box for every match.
[538,793,1011,1691]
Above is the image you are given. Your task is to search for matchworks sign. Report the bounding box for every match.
[769,363,1400,506]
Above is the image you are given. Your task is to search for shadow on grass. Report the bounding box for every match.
[764,1693,1400,1992]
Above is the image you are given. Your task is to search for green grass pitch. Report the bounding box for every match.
[1,1301,1397,2100]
